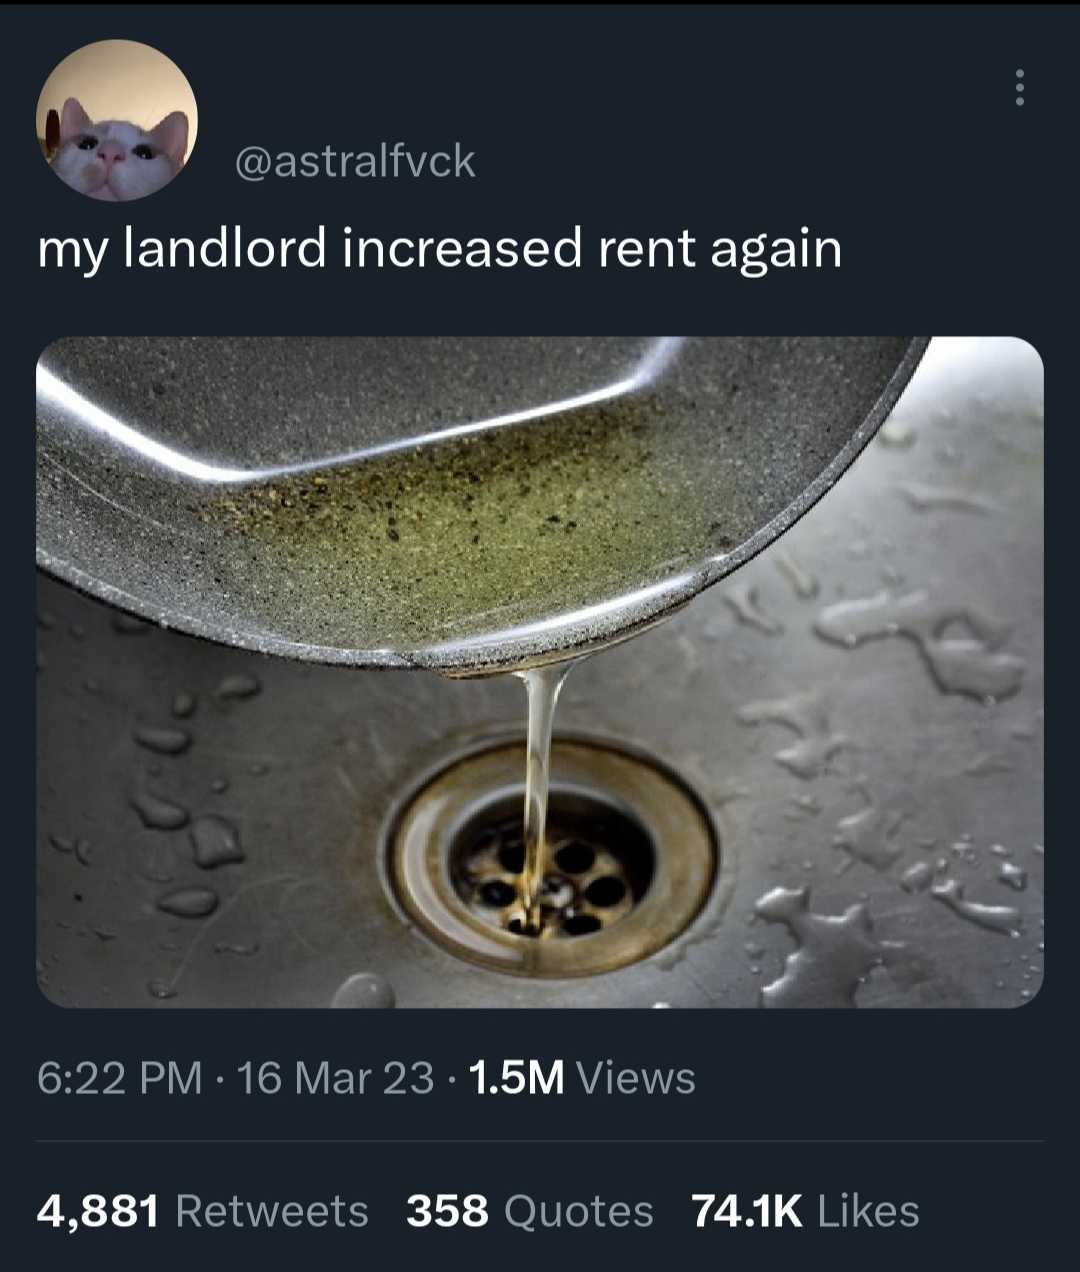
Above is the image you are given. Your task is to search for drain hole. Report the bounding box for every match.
[480,880,516,908]
[554,841,596,874]
[498,841,525,873]
[585,876,627,908]
[451,789,654,940]
[562,914,603,936]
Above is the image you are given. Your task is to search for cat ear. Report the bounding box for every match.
[149,111,188,165]
[60,98,92,144]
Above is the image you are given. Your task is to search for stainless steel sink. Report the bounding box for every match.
[36,338,1044,1008]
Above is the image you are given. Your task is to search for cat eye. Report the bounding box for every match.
[132,144,155,160]
[77,136,98,151]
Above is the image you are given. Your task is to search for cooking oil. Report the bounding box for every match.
[512,661,574,933]
[208,395,744,662]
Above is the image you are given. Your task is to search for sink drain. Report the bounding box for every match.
[453,791,654,938]
[385,739,717,977]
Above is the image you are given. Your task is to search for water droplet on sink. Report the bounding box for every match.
[724,582,783,634]
[216,674,262,701]
[950,840,978,864]
[133,725,192,756]
[753,885,897,1008]
[784,793,822,821]
[147,978,177,999]
[172,692,197,719]
[998,861,1028,891]
[156,887,219,919]
[189,815,245,869]
[774,551,819,599]
[893,481,996,515]
[899,861,934,893]
[930,878,1021,936]
[737,690,850,779]
[833,804,905,872]
[330,972,395,1009]
[878,416,916,448]
[130,791,189,831]
[815,590,1026,700]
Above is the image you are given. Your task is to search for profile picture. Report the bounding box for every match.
[37,39,197,202]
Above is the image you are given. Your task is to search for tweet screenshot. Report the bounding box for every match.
[15,3,1067,1264]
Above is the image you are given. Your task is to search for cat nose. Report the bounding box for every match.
[97,143,125,164]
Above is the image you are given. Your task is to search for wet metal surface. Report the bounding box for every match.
[36,338,1043,1008]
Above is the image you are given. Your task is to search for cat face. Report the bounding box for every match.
[51,97,188,202]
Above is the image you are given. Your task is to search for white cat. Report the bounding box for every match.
[51,97,188,201]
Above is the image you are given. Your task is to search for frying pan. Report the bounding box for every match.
[36,336,928,672]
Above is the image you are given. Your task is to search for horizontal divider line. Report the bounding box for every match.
[35,1137,1047,1145]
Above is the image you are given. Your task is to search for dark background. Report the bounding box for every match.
[11,4,1068,1265]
